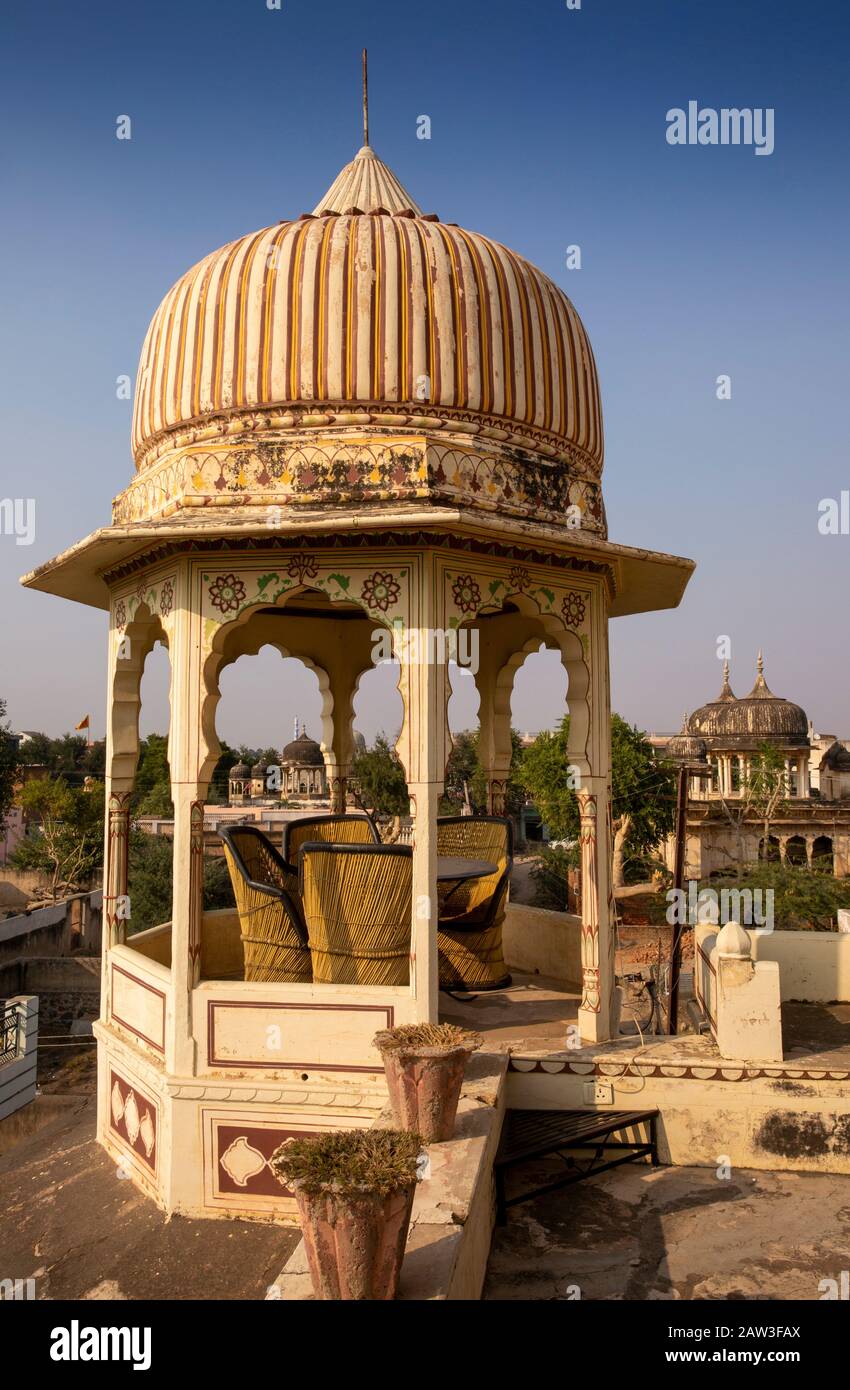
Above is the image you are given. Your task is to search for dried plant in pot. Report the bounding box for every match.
[269,1128,422,1301]
[373,1022,483,1144]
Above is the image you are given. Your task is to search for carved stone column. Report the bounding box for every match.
[104,791,132,945]
[577,779,616,1044]
[188,799,204,986]
[577,788,602,1027]
[327,769,347,814]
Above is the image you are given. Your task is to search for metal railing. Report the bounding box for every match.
[0,1003,20,1064]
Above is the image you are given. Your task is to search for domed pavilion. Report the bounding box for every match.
[281,723,327,799]
[681,654,811,797]
[663,654,850,880]
[21,109,694,1220]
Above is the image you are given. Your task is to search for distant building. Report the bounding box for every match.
[226,721,328,807]
[661,654,850,878]
[280,724,327,800]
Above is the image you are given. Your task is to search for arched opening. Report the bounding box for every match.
[351,657,408,836]
[508,646,569,850]
[785,835,807,867]
[812,835,834,873]
[107,603,174,948]
[125,638,175,940]
[216,647,325,810]
[759,835,781,863]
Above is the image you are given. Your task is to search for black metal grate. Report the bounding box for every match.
[494,1107,660,1222]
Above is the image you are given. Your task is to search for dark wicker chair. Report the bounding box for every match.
[219,825,311,983]
[299,842,412,986]
[436,815,513,991]
[283,812,379,865]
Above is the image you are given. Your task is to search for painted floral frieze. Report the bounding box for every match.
[112,575,176,634]
[444,567,591,641]
[111,434,606,538]
[200,560,409,647]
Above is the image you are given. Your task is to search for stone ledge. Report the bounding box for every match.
[267,1051,507,1301]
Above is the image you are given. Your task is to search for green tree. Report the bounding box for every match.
[442,728,527,818]
[443,730,481,812]
[126,831,234,935]
[520,714,676,885]
[714,741,788,875]
[133,734,172,816]
[0,700,19,827]
[14,731,105,783]
[747,743,789,861]
[13,777,104,900]
[207,741,239,804]
[351,733,409,818]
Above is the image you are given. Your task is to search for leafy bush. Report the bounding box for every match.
[270,1128,422,1197]
[703,862,850,932]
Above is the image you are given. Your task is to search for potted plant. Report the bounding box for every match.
[373,1022,482,1144]
[269,1127,421,1301]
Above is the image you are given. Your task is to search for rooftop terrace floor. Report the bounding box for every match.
[0,1053,299,1301]
[486,1160,850,1300]
[441,972,850,1071]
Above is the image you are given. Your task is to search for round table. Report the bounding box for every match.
[436,856,497,883]
[436,856,497,908]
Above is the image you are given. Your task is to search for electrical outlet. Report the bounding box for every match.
[584,1081,614,1105]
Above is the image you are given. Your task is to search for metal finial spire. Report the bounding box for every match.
[723,659,730,683]
[362,48,369,147]
[757,649,764,675]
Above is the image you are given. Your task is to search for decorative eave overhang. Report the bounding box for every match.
[20,507,694,618]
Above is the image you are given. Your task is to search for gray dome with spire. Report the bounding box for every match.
[666,713,708,762]
[688,654,809,750]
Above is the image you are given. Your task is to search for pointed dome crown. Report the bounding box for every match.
[312,144,421,216]
[666,713,707,762]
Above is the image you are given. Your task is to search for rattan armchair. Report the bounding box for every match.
[283,812,379,865]
[219,825,312,983]
[299,842,412,986]
[436,815,513,991]
[436,815,513,923]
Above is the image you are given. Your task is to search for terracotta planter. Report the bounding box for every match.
[375,1032,482,1143]
[294,1180,416,1300]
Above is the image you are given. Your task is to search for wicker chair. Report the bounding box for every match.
[436,816,513,922]
[283,813,378,865]
[219,826,312,983]
[300,842,411,986]
[436,815,513,991]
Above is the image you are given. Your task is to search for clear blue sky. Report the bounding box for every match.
[2,0,848,748]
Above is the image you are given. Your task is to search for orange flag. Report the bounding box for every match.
[75,716,90,731]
